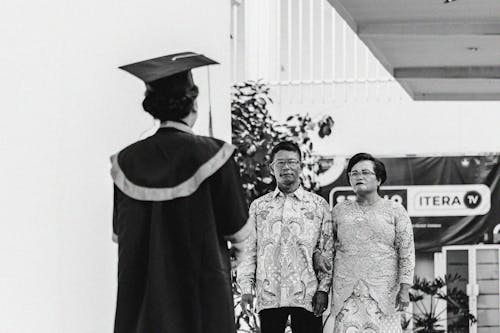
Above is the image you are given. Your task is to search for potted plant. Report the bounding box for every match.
[403,274,477,333]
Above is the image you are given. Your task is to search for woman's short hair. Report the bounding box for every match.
[346,152,387,185]
[270,141,302,162]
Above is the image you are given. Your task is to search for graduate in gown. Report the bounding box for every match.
[111,52,252,333]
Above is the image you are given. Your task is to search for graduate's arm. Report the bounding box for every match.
[236,202,257,309]
[112,185,122,243]
[208,151,252,270]
[210,153,250,238]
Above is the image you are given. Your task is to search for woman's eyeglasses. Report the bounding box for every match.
[348,169,376,177]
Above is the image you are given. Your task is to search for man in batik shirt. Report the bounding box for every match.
[237,141,334,333]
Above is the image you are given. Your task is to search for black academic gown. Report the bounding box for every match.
[111,123,248,333]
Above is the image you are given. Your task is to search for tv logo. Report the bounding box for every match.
[411,185,490,216]
[464,191,481,209]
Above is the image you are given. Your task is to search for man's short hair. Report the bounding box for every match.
[270,141,302,162]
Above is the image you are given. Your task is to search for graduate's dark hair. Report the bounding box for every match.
[269,141,302,162]
[346,152,387,186]
[142,76,199,122]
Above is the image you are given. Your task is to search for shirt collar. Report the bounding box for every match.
[272,186,306,201]
[159,121,194,134]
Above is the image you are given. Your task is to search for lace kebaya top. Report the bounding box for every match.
[331,198,415,317]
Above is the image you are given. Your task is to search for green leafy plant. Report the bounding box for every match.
[231,80,334,205]
[403,274,477,333]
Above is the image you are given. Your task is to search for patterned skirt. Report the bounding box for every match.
[333,280,402,333]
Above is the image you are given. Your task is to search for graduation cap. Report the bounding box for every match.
[119,52,219,135]
[119,52,218,86]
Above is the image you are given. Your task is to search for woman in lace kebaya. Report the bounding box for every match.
[316,153,415,333]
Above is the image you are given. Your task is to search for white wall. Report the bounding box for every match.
[0,1,231,332]
[272,87,500,156]
[238,0,500,157]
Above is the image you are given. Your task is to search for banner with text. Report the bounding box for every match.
[319,155,500,252]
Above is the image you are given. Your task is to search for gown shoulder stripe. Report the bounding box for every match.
[110,142,235,201]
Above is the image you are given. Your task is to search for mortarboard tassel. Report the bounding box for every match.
[207,66,214,137]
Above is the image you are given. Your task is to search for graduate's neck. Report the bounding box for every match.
[181,110,197,128]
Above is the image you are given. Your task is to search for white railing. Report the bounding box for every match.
[230,0,409,105]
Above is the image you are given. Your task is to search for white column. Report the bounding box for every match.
[434,251,447,332]
[244,0,273,80]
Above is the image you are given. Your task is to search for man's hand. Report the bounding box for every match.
[313,252,332,273]
[312,291,328,317]
[395,283,411,311]
[240,293,254,313]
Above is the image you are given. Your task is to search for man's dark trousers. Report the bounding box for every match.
[259,307,322,333]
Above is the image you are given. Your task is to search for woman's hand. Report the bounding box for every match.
[395,283,411,311]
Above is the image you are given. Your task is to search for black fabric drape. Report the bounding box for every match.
[113,128,248,333]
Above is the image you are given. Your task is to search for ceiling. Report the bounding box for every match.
[326,0,500,100]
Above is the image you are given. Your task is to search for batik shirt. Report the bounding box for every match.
[237,186,334,313]
[331,198,415,318]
